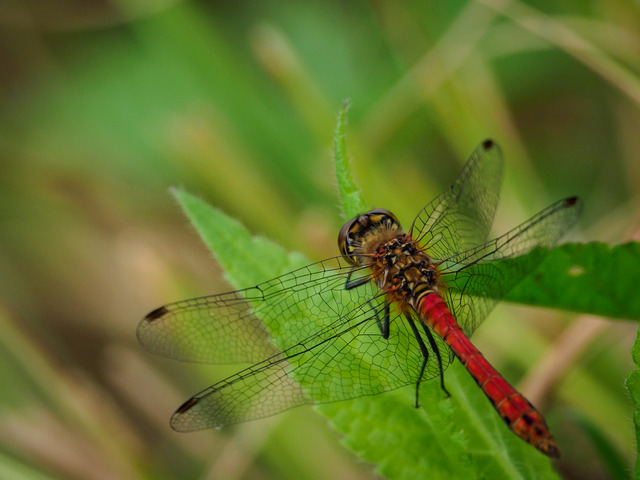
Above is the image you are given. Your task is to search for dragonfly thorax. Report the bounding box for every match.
[368,235,440,309]
[338,209,440,308]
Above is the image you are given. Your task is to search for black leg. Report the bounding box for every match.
[421,324,450,397]
[364,298,390,339]
[405,314,430,408]
[344,268,371,290]
[347,265,389,339]
[376,300,390,339]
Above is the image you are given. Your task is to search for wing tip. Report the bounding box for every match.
[175,396,199,415]
[170,397,223,432]
[482,138,495,150]
[170,397,200,432]
[560,196,583,226]
[564,196,580,207]
[143,306,170,323]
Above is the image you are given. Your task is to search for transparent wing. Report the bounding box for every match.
[438,197,582,336]
[170,302,452,431]
[138,257,452,430]
[410,139,503,260]
[138,257,375,364]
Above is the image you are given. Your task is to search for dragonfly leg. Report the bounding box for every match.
[372,300,390,339]
[344,268,370,290]
[405,314,430,408]
[421,324,450,398]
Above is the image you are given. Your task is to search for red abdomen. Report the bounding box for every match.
[417,292,560,458]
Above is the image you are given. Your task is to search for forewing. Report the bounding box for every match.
[439,197,582,336]
[137,257,375,364]
[410,139,504,261]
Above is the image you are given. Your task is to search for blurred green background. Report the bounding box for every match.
[1,0,639,479]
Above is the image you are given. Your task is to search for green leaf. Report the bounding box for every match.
[318,360,560,480]
[626,326,640,480]
[333,100,365,219]
[505,242,640,320]
[172,188,561,480]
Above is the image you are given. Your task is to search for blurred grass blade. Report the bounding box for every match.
[626,326,640,480]
[565,410,629,480]
[477,0,640,106]
[0,451,57,480]
[170,187,307,289]
[333,101,365,220]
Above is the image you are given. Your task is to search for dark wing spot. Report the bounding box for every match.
[175,397,199,414]
[144,306,170,322]
[482,139,494,149]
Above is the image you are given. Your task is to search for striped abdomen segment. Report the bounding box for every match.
[417,293,560,458]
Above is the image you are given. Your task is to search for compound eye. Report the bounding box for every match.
[337,209,401,266]
[364,209,400,229]
[338,217,358,265]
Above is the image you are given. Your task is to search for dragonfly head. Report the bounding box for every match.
[338,209,402,265]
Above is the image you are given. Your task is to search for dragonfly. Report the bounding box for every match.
[138,139,581,458]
